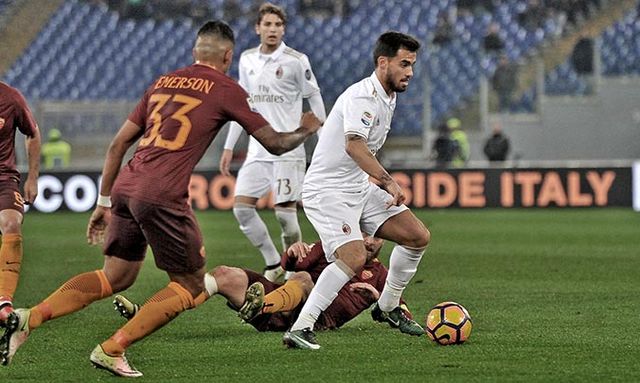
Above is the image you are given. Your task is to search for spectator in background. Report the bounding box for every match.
[518,0,546,31]
[480,0,500,13]
[456,0,474,11]
[299,0,334,18]
[492,54,518,112]
[570,32,594,94]
[188,0,211,26]
[223,0,244,20]
[447,118,469,168]
[122,0,149,20]
[458,0,501,16]
[483,122,510,162]
[432,12,454,46]
[41,129,71,169]
[483,23,505,54]
[430,122,458,168]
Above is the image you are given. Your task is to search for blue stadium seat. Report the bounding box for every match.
[3,0,634,136]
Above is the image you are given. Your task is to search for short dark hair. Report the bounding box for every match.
[257,2,287,25]
[197,20,235,44]
[373,31,421,67]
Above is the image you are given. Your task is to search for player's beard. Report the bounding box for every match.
[386,71,409,93]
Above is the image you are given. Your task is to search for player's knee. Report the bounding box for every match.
[413,226,431,249]
[338,250,367,274]
[108,274,136,293]
[211,265,233,282]
[211,265,243,291]
[402,224,430,249]
[103,265,138,293]
[289,271,313,295]
[0,216,22,234]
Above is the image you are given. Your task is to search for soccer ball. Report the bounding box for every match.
[425,301,472,345]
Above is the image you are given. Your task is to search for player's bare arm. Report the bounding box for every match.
[251,111,321,155]
[23,127,41,204]
[219,149,233,176]
[344,134,405,207]
[87,119,143,245]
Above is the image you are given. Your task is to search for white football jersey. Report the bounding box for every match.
[237,42,321,161]
[303,72,396,195]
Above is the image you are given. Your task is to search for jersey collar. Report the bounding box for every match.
[370,72,396,106]
[258,41,287,62]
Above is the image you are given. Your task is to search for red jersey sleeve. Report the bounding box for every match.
[12,89,38,137]
[127,89,150,127]
[222,82,269,135]
[281,250,295,271]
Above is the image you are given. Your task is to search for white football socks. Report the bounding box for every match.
[233,204,281,267]
[290,260,355,331]
[378,245,425,312]
[204,273,218,296]
[274,207,302,251]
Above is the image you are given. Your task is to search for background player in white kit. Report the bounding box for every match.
[283,31,430,349]
[220,3,326,281]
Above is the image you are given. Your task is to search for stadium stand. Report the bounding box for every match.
[1,0,631,137]
[0,0,14,15]
[0,0,565,136]
[510,5,639,112]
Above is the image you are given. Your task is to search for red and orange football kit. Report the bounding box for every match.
[0,82,39,322]
[25,63,269,355]
[243,241,411,332]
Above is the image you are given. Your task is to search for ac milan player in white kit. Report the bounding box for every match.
[220,3,326,281]
[283,31,430,349]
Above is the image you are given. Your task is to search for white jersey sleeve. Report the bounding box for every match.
[224,55,250,151]
[224,122,244,150]
[298,54,321,98]
[343,95,377,139]
[307,92,326,123]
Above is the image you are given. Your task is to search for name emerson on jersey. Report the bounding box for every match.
[153,75,215,94]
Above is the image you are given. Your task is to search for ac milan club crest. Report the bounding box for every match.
[275,66,283,79]
[341,223,351,235]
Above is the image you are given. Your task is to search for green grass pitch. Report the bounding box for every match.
[1,209,639,382]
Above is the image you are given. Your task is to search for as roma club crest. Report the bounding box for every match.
[275,66,283,79]
[0,118,5,129]
[341,223,351,235]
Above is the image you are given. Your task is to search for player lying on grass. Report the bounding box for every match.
[114,235,424,336]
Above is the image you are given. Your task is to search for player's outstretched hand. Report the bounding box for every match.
[219,149,233,177]
[349,282,380,302]
[383,179,406,209]
[286,241,311,262]
[299,111,322,135]
[87,206,111,245]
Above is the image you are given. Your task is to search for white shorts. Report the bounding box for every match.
[302,182,408,261]
[234,160,305,204]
